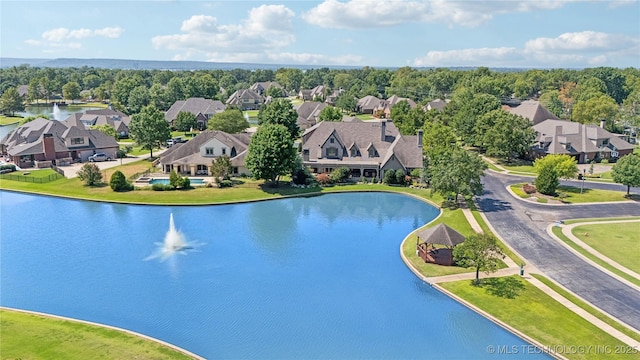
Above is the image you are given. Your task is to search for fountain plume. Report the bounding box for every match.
[144,213,199,261]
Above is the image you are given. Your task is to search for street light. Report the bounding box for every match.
[580,169,586,194]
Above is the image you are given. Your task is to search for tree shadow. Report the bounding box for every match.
[475,195,513,212]
[258,182,320,196]
[477,277,525,299]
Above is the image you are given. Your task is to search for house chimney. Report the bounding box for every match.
[381,120,386,141]
[555,125,562,135]
[600,119,606,129]
[42,133,56,161]
[417,129,423,147]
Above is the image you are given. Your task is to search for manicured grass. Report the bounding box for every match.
[355,114,375,120]
[571,222,640,273]
[0,115,23,125]
[509,184,629,203]
[563,217,639,225]
[76,102,108,108]
[551,227,640,287]
[440,276,638,360]
[0,309,193,359]
[484,161,503,172]
[531,274,640,343]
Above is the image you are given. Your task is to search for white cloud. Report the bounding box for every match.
[414,30,640,67]
[303,0,574,29]
[39,26,124,42]
[153,4,359,65]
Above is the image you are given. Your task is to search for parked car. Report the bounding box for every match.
[88,153,111,162]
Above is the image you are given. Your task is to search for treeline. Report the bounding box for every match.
[1,64,639,134]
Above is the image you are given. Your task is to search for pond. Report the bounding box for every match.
[0,191,548,359]
[19,103,104,121]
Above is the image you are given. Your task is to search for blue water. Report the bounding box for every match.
[150,178,206,185]
[0,191,548,359]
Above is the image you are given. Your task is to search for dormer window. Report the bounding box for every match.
[350,146,361,157]
[231,147,237,157]
[205,147,214,155]
[326,147,339,158]
[368,146,379,157]
[71,137,84,145]
[330,138,335,143]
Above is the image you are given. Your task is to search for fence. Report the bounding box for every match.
[0,172,65,183]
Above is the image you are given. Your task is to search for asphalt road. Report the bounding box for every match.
[477,171,640,331]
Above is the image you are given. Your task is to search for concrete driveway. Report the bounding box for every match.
[58,149,166,178]
[477,171,640,331]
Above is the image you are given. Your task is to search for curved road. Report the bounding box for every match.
[477,171,640,331]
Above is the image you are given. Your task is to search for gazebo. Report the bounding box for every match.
[415,224,465,266]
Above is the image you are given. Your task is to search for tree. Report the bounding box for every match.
[174,111,198,132]
[207,108,249,133]
[453,233,505,285]
[110,170,133,191]
[0,87,25,116]
[611,154,640,196]
[571,94,618,131]
[335,92,357,113]
[477,110,535,161]
[62,81,81,102]
[318,106,342,122]
[129,104,171,158]
[211,155,233,182]
[257,98,299,139]
[430,147,487,199]
[534,154,578,195]
[245,124,297,185]
[265,86,284,98]
[77,163,103,186]
[91,123,118,141]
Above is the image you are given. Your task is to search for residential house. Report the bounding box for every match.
[165,97,227,130]
[301,120,423,180]
[63,108,131,138]
[158,130,252,176]
[423,98,449,112]
[250,81,285,96]
[505,100,560,125]
[298,85,327,101]
[356,95,382,114]
[295,101,328,130]
[373,95,418,118]
[225,89,266,111]
[1,117,118,168]
[17,85,29,99]
[325,88,345,106]
[531,119,634,163]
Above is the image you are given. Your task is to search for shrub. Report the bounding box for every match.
[110,170,133,191]
[151,183,173,191]
[522,183,537,194]
[219,179,233,188]
[0,164,16,172]
[395,169,406,184]
[316,173,331,185]
[330,166,350,183]
[181,177,191,189]
[77,163,103,186]
[600,158,609,164]
[292,166,314,185]
[383,170,396,184]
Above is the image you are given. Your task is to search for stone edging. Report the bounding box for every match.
[505,184,635,207]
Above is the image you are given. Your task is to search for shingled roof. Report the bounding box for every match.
[416,224,465,247]
[505,100,560,125]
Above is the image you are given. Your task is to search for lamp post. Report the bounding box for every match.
[580,169,586,194]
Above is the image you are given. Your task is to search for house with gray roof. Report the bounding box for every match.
[165,97,226,130]
[1,118,118,168]
[158,130,252,176]
[300,119,423,180]
[532,119,634,163]
[250,81,285,96]
[63,107,131,138]
[225,89,265,111]
[356,95,382,114]
[295,101,328,130]
[373,95,418,118]
[298,85,327,101]
[423,99,449,112]
[505,100,560,125]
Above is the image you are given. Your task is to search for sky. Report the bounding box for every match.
[1,0,639,69]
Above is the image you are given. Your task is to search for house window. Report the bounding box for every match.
[222,148,227,155]
[71,137,83,145]
[326,147,339,158]
[231,147,237,157]
[330,138,335,144]
[205,147,214,155]
[602,139,609,146]
[350,147,361,157]
[368,147,378,157]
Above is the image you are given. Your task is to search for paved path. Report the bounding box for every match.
[58,149,166,178]
[476,170,640,331]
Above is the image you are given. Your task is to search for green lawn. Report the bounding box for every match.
[355,114,375,120]
[0,309,193,359]
[551,227,640,287]
[571,222,640,273]
[509,184,629,203]
[440,276,638,360]
[0,115,23,125]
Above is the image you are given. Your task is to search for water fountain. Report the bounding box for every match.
[52,103,61,120]
[144,213,195,261]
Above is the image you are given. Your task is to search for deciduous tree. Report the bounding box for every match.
[77,163,103,186]
[534,154,578,195]
[611,154,640,196]
[0,87,25,116]
[245,124,297,185]
[318,106,342,122]
[257,98,299,139]
[430,147,487,199]
[211,155,233,182]
[62,81,81,102]
[174,111,198,132]
[208,108,249,133]
[453,233,505,285]
[129,104,171,158]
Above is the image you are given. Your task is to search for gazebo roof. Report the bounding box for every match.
[416,223,465,247]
